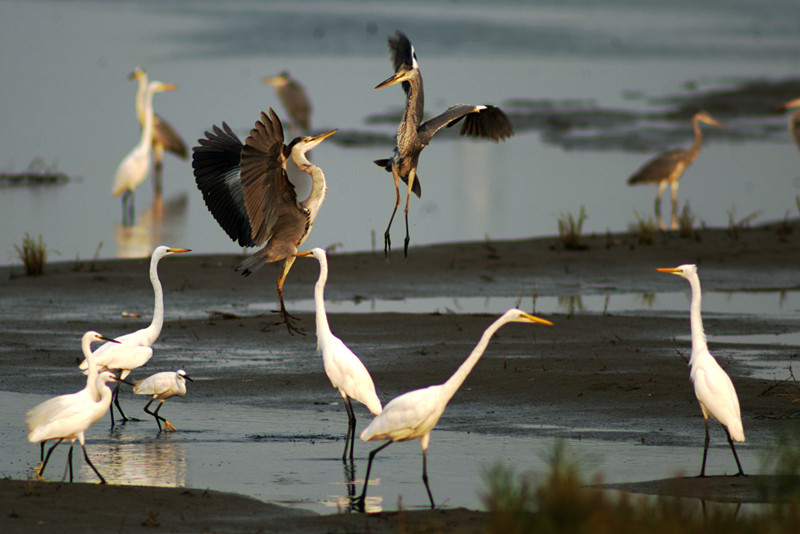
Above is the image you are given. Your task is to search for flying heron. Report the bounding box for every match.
[192,109,337,335]
[263,71,312,135]
[779,97,800,154]
[129,68,188,198]
[627,111,723,231]
[374,31,515,257]
[112,80,178,226]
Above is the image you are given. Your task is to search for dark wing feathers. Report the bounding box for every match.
[153,115,188,158]
[192,122,254,247]
[419,104,514,145]
[240,109,299,247]
[627,149,687,185]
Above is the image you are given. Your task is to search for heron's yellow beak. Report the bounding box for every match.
[375,71,406,90]
[160,83,179,92]
[167,248,191,254]
[655,267,682,274]
[520,313,554,326]
[780,97,800,110]
[294,251,314,258]
[310,129,337,143]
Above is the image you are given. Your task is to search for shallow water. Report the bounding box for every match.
[2,1,800,264]
[0,390,762,515]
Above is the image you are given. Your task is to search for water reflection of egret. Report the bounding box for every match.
[92,431,187,487]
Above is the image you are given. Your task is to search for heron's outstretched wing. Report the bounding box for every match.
[418,104,514,145]
[192,122,254,247]
[153,115,188,158]
[240,108,301,247]
[627,149,687,185]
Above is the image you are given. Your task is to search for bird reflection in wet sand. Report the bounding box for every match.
[193,109,337,335]
[263,71,312,136]
[374,31,515,257]
[627,112,723,231]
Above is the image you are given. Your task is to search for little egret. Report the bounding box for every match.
[656,264,745,476]
[193,108,337,334]
[133,369,193,432]
[627,112,723,230]
[263,71,312,134]
[296,248,382,461]
[28,364,123,484]
[374,31,514,257]
[355,309,552,509]
[78,245,190,425]
[129,67,187,197]
[112,79,178,226]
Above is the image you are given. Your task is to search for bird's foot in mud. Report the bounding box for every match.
[384,233,392,258]
[163,420,178,432]
[403,234,410,258]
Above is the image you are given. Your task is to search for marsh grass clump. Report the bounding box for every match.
[726,206,761,239]
[14,233,48,276]
[677,201,695,238]
[555,206,587,250]
[633,211,656,244]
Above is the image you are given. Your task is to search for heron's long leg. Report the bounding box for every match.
[38,438,64,479]
[143,399,163,432]
[274,256,304,335]
[402,169,417,258]
[699,416,710,477]
[152,147,164,198]
[670,180,680,230]
[384,167,402,257]
[81,442,107,484]
[655,181,668,230]
[121,191,130,226]
[355,441,392,512]
[726,428,746,476]
[342,396,356,462]
[421,448,435,509]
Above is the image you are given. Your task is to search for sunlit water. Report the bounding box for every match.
[2,1,800,265]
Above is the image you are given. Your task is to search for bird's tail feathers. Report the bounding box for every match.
[235,254,267,276]
[374,159,421,198]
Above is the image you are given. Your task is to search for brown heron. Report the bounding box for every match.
[129,68,188,198]
[656,265,745,477]
[263,71,312,135]
[112,80,178,226]
[295,248,382,462]
[192,109,337,335]
[374,31,515,257]
[354,309,553,511]
[779,97,800,154]
[627,111,723,230]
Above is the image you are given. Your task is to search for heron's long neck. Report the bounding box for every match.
[440,316,507,403]
[140,87,156,152]
[687,274,708,364]
[295,153,327,219]
[313,256,333,348]
[400,74,424,140]
[688,117,704,162]
[82,337,100,401]
[135,76,147,126]
[144,255,165,344]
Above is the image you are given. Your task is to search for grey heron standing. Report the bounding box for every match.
[129,68,188,198]
[263,71,312,135]
[192,109,337,335]
[779,97,800,154]
[627,112,723,231]
[374,31,515,257]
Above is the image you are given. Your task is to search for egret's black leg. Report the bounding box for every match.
[699,417,710,477]
[344,459,356,499]
[355,441,392,512]
[342,397,357,462]
[63,442,75,482]
[111,380,129,426]
[39,438,63,478]
[81,443,107,484]
[143,399,162,432]
[726,428,746,476]
[421,448,435,509]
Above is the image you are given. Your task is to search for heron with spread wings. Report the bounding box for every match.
[374,31,515,257]
[193,109,337,334]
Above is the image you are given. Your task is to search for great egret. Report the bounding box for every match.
[374,31,514,257]
[112,79,178,226]
[627,112,723,231]
[192,108,337,334]
[779,97,800,154]
[133,369,193,432]
[27,331,123,484]
[355,309,553,509]
[27,331,118,472]
[129,67,188,197]
[296,248,382,461]
[656,264,745,477]
[78,246,191,425]
[263,71,312,134]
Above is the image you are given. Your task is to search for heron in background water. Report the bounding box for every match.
[374,31,515,257]
[779,97,800,155]
[193,109,337,335]
[263,71,312,135]
[627,112,723,230]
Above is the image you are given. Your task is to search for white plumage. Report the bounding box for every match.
[133,369,192,431]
